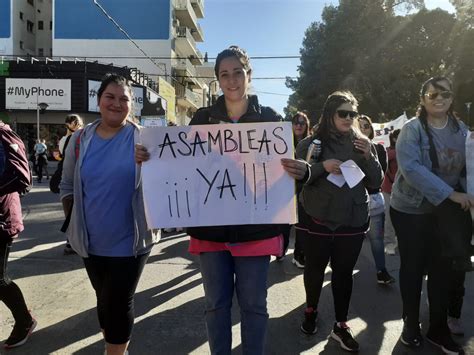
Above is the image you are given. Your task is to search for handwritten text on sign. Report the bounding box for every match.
[140,122,297,228]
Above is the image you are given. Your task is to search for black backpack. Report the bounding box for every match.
[49,135,72,193]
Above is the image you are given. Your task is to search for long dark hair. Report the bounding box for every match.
[291,111,310,140]
[214,45,252,78]
[312,91,359,144]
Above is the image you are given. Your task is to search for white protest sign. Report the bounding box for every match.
[6,78,71,110]
[140,122,297,228]
[373,113,408,146]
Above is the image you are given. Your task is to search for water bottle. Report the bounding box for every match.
[305,138,322,163]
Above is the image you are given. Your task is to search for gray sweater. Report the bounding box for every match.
[59,120,160,258]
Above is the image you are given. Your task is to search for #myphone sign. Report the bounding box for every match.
[140,122,297,228]
[5,78,71,110]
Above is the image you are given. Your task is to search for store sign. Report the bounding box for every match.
[5,78,71,110]
[88,80,143,116]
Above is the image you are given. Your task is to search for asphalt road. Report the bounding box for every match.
[0,184,473,354]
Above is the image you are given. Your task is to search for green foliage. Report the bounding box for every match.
[287,0,474,124]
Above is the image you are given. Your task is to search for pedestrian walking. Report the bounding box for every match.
[357,115,395,285]
[390,76,473,354]
[136,46,289,355]
[60,73,160,355]
[281,91,383,352]
[0,121,36,349]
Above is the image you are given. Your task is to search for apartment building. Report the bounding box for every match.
[0,0,52,57]
[52,0,210,125]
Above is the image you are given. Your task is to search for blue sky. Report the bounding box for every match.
[197,0,455,116]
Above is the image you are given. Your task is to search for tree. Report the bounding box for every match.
[287,0,470,123]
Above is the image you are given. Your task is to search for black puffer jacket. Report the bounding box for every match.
[187,95,285,243]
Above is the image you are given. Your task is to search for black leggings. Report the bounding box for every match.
[83,253,149,344]
[0,238,31,325]
[390,207,451,335]
[303,232,364,322]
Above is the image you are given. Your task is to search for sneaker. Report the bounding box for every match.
[292,257,305,269]
[331,322,359,352]
[447,317,464,337]
[400,321,422,348]
[377,269,395,284]
[300,307,318,334]
[426,331,464,354]
[4,316,37,349]
[63,244,77,256]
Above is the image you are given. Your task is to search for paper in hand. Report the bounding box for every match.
[327,160,365,188]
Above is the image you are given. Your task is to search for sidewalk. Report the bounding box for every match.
[1,185,473,354]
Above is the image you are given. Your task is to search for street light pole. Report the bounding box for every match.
[36,102,49,142]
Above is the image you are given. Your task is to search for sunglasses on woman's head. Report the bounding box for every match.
[337,110,358,119]
[424,91,453,100]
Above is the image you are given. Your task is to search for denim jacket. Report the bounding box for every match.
[59,120,160,257]
[390,117,468,213]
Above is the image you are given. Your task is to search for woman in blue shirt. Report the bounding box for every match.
[60,73,159,355]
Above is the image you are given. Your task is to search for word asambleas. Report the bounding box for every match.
[156,127,289,158]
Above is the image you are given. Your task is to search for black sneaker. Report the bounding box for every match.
[331,322,359,352]
[300,307,318,334]
[426,331,464,354]
[400,321,422,348]
[377,269,395,285]
[4,316,37,349]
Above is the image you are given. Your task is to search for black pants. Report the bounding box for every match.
[83,253,149,344]
[0,238,31,325]
[390,207,451,335]
[448,270,465,319]
[303,232,364,322]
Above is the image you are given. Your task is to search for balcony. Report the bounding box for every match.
[191,0,204,18]
[175,26,204,65]
[172,58,204,88]
[176,85,203,110]
[174,0,199,32]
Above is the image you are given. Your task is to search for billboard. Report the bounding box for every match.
[5,78,71,110]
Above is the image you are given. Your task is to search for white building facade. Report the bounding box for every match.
[0,0,52,57]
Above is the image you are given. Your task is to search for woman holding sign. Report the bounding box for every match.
[281,91,383,352]
[390,77,473,353]
[136,46,284,354]
[60,73,159,355]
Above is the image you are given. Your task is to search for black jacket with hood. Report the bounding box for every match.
[187,95,285,243]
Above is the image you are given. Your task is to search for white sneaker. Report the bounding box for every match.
[447,316,464,336]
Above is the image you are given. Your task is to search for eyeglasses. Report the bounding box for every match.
[336,110,358,120]
[360,123,371,129]
[424,91,453,100]
[293,121,306,126]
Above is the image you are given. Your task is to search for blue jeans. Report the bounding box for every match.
[199,251,270,355]
[366,213,386,272]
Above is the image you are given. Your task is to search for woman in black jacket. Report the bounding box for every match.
[282,91,383,352]
[136,46,288,355]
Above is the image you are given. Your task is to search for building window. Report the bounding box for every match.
[19,41,24,50]
[19,12,23,20]
[27,0,34,5]
[38,21,44,30]
[50,21,52,30]
[27,20,34,33]
[38,48,43,56]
